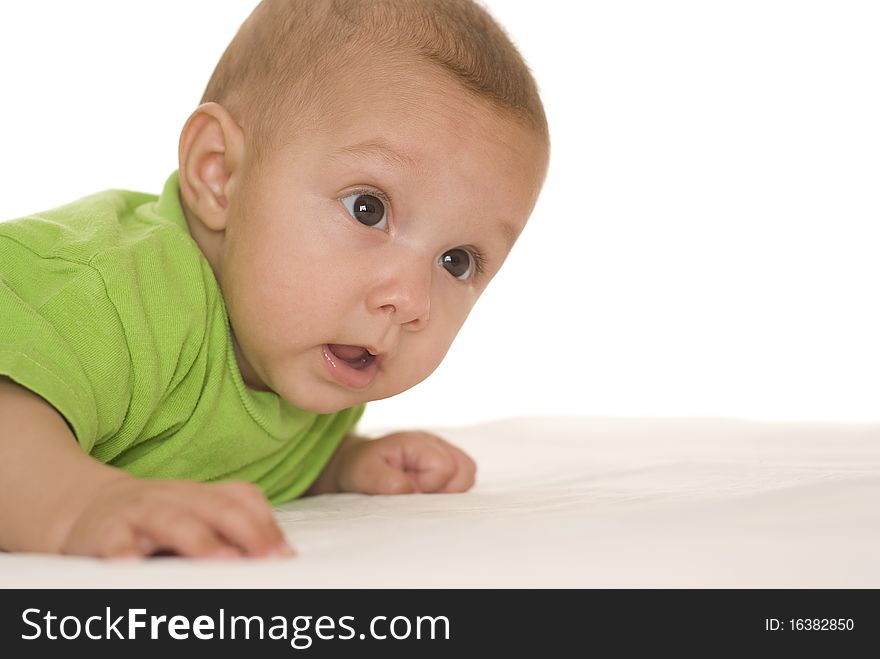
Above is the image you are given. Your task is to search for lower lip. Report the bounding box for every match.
[321,345,379,390]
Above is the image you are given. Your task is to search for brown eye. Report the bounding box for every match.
[440,248,473,280]
[342,193,387,228]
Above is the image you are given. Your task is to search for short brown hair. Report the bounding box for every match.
[200,0,548,160]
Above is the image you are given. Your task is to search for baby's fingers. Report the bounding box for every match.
[405,440,459,493]
[63,521,144,559]
[339,455,418,495]
[131,508,243,559]
[64,514,234,559]
[433,439,477,493]
[60,477,291,559]
[398,434,476,493]
[189,483,294,557]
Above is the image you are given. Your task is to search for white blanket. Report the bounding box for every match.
[2,416,878,588]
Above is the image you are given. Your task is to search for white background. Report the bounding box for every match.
[1,1,878,430]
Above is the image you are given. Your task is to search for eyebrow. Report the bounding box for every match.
[332,139,521,251]
[496,220,520,251]
[330,139,418,171]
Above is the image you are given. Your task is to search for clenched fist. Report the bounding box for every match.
[307,431,477,496]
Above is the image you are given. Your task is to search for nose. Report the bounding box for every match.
[366,257,431,330]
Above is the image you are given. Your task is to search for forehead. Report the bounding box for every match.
[334,67,541,155]
[304,63,548,238]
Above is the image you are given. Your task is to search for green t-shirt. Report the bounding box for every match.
[0,172,363,503]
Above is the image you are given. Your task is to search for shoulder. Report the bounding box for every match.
[1,176,226,381]
[85,184,226,384]
[0,188,156,263]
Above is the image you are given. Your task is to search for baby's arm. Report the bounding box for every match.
[0,376,292,558]
[305,430,477,496]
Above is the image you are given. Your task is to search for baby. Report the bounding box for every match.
[0,0,548,558]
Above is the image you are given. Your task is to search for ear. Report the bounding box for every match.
[177,102,245,232]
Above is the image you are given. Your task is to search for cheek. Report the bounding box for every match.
[232,200,334,291]
[412,305,471,373]
[223,228,323,338]
[247,245,351,335]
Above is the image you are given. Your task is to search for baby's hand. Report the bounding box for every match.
[60,476,293,559]
[333,431,477,495]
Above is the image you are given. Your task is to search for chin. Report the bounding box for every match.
[280,393,342,415]
[278,386,363,415]
[299,400,352,415]
[273,374,397,415]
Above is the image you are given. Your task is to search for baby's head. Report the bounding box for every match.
[177,0,549,414]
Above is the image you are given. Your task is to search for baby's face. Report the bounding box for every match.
[218,66,547,413]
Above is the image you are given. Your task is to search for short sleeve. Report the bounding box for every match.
[0,238,132,453]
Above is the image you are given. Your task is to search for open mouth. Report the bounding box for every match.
[326,344,375,370]
[321,343,380,390]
